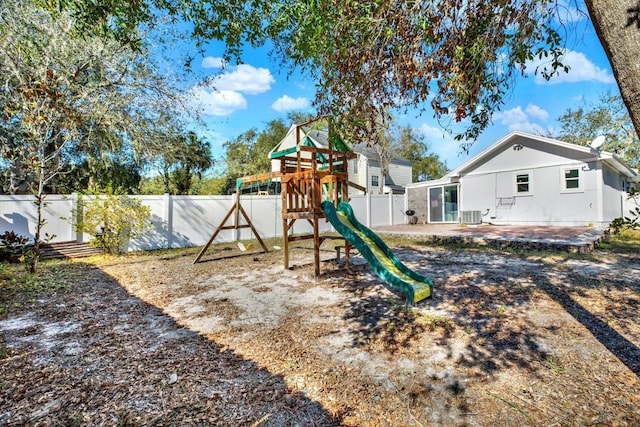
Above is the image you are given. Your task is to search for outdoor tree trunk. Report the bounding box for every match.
[585,0,640,138]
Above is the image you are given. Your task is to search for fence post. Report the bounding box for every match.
[388,192,394,226]
[404,191,409,225]
[164,193,173,249]
[70,192,82,242]
[366,192,371,227]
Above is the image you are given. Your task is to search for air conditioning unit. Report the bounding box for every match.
[460,210,482,225]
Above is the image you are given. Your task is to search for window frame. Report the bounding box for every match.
[514,170,533,196]
[562,167,583,193]
[371,174,379,187]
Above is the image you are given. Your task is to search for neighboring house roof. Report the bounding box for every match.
[384,184,406,194]
[351,144,412,167]
[269,125,410,165]
[407,131,639,187]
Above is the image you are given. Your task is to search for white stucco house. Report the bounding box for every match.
[269,124,412,194]
[406,131,639,228]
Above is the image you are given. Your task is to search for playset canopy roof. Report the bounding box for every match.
[268,125,352,162]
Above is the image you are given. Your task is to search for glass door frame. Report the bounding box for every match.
[428,184,459,223]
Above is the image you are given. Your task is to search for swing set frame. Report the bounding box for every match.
[192,172,276,263]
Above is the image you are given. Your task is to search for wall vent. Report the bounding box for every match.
[460,210,482,225]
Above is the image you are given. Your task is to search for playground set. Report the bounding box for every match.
[193,118,433,304]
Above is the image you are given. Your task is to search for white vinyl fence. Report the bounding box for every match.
[0,193,407,252]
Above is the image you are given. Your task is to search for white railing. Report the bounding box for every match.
[0,193,406,252]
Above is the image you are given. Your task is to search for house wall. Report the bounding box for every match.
[602,164,626,221]
[460,162,604,226]
[387,161,412,187]
[366,160,384,194]
[360,157,412,195]
[452,137,612,226]
[407,186,428,223]
[348,156,367,195]
[407,134,635,227]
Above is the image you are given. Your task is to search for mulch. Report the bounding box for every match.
[0,263,340,426]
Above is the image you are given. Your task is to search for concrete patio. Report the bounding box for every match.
[373,223,604,253]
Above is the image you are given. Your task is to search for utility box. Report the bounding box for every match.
[460,210,482,225]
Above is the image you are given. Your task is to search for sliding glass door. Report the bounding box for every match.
[428,185,459,223]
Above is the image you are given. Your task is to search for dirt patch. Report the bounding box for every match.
[1,243,639,426]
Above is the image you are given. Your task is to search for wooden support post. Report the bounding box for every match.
[282,180,290,269]
[282,217,289,269]
[193,200,238,264]
[313,214,320,278]
[233,191,240,241]
[345,240,351,268]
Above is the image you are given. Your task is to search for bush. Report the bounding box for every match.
[76,194,151,254]
[607,189,640,235]
[0,231,31,263]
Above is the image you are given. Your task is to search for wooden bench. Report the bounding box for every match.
[319,236,351,267]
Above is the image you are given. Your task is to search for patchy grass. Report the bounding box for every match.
[413,311,457,330]
[599,228,640,253]
[0,260,77,316]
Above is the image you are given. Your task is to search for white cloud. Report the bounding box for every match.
[210,64,275,95]
[494,104,550,134]
[202,56,226,69]
[189,87,247,116]
[496,106,528,126]
[271,95,309,112]
[525,49,615,85]
[189,62,275,116]
[525,104,549,122]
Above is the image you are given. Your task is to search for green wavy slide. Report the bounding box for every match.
[321,201,433,304]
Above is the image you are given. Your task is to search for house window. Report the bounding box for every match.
[563,168,582,192]
[515,172,532,195]
[371,175,379,187]
[352,160,358,174]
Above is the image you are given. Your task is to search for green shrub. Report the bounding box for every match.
[76,194,151,254]
[607,189,640,235]
[0,231,32,263]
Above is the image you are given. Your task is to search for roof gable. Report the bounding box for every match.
[448,131,637,180]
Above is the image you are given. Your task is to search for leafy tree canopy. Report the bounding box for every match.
[395,127,448,182]
[553,92,639,168]
[36,0,571,145]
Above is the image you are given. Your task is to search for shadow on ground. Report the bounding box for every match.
[0,263,342,426]
[340,256,549,378]
[534,270,640,377]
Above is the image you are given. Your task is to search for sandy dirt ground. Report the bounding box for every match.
[1,241,639,426]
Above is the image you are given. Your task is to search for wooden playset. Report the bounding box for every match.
[193,117,355,277]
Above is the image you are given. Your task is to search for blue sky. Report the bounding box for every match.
[182,2,619,173]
